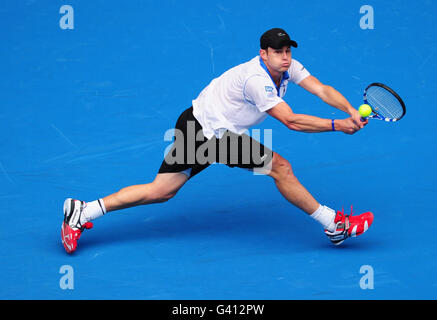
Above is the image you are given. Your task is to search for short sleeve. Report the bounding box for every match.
[289,59,310,84]
[243,75,284,112]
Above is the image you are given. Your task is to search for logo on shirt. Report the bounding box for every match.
[265,86,274,93]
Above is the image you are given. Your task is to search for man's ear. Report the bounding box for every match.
[259,48,268,60]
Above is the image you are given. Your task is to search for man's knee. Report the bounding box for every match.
[148,183,178,203]
[147,173,188,203]
[270,153,295,180]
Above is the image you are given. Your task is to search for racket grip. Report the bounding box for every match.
[360,117,366,122]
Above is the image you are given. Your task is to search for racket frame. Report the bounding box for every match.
[363,82,406,122]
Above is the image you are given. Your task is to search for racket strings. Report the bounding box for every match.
[366,86,404,119]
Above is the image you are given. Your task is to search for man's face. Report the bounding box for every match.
[260,46,292,75]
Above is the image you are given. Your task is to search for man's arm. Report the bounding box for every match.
[266,101,361,134]
[298,75,365,128]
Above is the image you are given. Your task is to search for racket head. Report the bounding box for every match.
[363,83,406,121]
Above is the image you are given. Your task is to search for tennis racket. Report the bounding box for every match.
[361,83,406,122]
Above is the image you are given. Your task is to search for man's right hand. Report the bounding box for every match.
[336,117,366,135]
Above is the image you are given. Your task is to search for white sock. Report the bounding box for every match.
[81,199,107,224]
[310,204,336,232]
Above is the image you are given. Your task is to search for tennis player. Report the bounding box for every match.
[61,28,373,253]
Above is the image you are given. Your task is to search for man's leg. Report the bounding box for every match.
[266,152,319,215]
[219,132,322,216]
[102,172,189,212]
[262,152,374,245]
[61,172,189,253]
[219,132,337,233]
[257,152,341,237]
[74,172,189,224]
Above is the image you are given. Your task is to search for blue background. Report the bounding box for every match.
[1,0,436,299]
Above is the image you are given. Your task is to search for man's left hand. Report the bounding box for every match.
[349,108,368,129]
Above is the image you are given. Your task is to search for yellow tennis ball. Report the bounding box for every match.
[359,104,372,117]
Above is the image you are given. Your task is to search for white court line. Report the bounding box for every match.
[0,161,15,185]
[51,124,77,148]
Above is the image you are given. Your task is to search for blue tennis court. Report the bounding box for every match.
[1,0,436,300]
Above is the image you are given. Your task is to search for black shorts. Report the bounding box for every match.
[158,107,273,178]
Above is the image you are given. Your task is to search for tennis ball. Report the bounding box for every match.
[359,104,372,117]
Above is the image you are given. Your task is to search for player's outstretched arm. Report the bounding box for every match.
[266,101,361,134]
[298,75,367,128]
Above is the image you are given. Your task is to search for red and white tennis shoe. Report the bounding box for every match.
[324,206,373,245]
[61,198,93,254]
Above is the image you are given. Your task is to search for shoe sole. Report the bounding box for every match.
[61,221,75,253]
[63,198,74,221]
[330,217,373,246]
[62,198,78,254]
[331,239,345,246]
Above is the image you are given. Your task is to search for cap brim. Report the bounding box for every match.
[271,39,298,49]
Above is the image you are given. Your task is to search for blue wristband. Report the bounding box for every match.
[331,119,336,131]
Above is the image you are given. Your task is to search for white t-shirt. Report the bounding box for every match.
[192,56,310,139]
